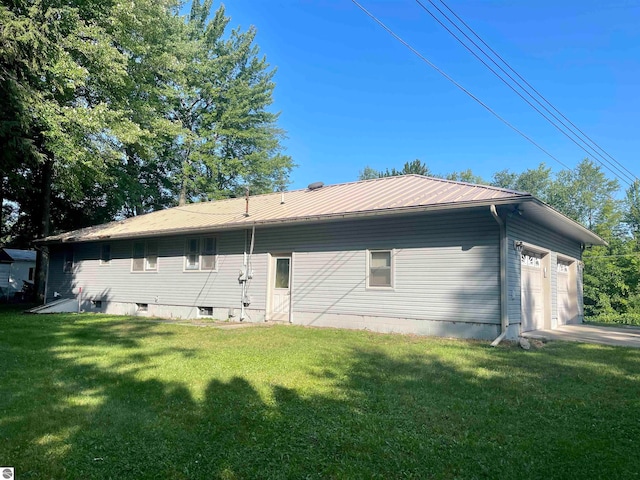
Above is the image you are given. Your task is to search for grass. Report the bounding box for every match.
[1,307,640,479]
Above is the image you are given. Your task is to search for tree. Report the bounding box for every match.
[624,180,640,240]
[550,159,619,230]
[445,169,486,185]
[358,166,381,180]
[2,0,294,237]
[358,159,431,180]
[172,0,293,204]
[491,164,553,200]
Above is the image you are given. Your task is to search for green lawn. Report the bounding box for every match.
[1,308,640,479]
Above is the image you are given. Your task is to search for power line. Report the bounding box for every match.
[350,0,573,171]
[435,0,638,184]
[418,0,638,186]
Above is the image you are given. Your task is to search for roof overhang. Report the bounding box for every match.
[509,198,606,246]
[36,195,606,247]
[37,197,526,245]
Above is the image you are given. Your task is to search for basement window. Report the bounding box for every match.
[198,306,214,317]
[92,300,103,310]
[367,250,394,289]
[136,303,148,312]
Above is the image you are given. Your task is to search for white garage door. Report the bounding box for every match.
[521,251,545,332]
[557,260,576,325]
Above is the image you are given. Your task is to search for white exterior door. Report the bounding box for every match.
[557,260,577,325]
[521,251,545,332]
[269,254,291,322]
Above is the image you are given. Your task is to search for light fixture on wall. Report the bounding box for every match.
[514,241,524,255]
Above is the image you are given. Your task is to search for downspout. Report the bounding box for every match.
[490,205,509,347]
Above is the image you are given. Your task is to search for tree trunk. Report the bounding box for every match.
[34,157,53,304]
[179,179,187,206]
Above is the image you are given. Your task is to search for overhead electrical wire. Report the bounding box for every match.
[431,0,638,185]
[415,0,637,187]
[350,0,574,171]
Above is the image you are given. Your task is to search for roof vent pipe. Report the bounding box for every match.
[307,182,324,190]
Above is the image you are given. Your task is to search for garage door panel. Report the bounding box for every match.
[557,260,577,325]
[521,251,545,332]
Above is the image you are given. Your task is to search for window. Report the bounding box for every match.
[146,240,158,271]
[100,244,111,265]
[63,248,74,273]
[136,303,148,312]
[185,237,217,271]
[28,267,34,281]
[132,240,158,272]
[368,250,393,288]
[521,251,542,268]
[92,300,103,310]
[275,258,290,289]
[557,260,571,274]
[198,306,213,317]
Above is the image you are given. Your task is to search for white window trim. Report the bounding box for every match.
[366,249,395,290]
[131,240,159,273]
[183,236,218,272]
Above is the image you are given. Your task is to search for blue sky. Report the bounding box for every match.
[219,1,639,190]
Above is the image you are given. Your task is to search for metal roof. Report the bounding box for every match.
[1,248,37,262]
[39,174,605,246]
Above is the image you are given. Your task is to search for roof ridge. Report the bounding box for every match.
[412,174,529,196]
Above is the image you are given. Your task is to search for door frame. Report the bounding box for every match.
[266,252,293,322]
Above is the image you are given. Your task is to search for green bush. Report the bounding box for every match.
[586,313,640,326]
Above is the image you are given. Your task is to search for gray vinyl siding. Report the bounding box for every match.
[506,215,583,326]
[254,211,500,323]
[0,263,10,286]
[47,209,501,325]
[49,231,248,308]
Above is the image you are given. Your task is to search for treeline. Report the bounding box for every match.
[361,159,640,320]
[1,0,293,246]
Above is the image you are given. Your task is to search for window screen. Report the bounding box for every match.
[369,251,392,287]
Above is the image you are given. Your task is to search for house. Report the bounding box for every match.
[0,248,37,301]
[38,175,605,341]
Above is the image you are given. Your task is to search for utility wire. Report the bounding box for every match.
[421,0,638,185]
[416,0,636,186]
[436,0,638,183]
[351,0,573,171]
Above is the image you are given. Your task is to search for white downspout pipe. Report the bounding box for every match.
[490,205,509,347]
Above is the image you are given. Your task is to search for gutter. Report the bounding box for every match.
[490,205,509,347]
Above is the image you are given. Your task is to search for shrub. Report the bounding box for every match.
[586,313,640,326]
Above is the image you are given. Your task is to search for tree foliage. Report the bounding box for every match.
[358,160,432,180]
[1,0,293,244]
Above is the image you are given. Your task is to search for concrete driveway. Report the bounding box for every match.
[522,324,640,348]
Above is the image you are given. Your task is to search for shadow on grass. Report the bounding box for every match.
[2,309,640,479]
